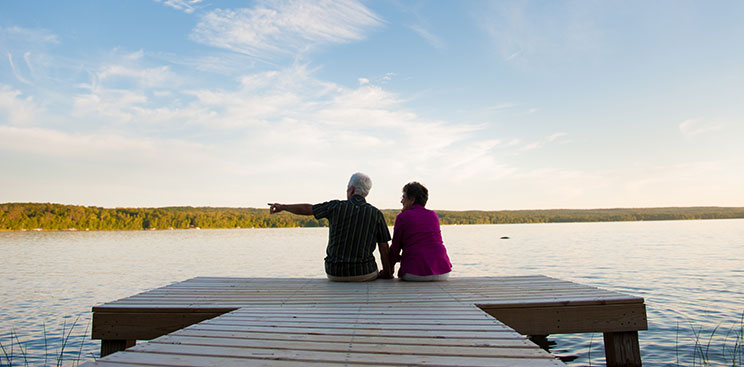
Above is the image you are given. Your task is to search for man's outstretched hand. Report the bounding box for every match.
[268,203,283,214]
[267,203,313,216]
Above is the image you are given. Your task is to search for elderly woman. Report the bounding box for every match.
[390,182,452,281]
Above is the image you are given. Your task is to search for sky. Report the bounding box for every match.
[1,1,743,211]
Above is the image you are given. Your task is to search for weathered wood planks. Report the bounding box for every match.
[89,304,563,367]
[86,276,646,366]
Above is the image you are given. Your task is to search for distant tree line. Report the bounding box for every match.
[2,203,744,231]
[0,203,327,231]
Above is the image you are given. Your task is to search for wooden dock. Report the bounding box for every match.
[84,276,647,366]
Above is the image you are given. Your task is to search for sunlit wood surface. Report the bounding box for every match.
[84,276,647,366]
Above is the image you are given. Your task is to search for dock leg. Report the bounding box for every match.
[100,339,136,357]
[528,335,553,351]
[603,331,641,367]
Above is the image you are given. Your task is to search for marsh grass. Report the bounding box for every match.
[677,312,744,366]
[0,317,91,367]
[576,312,744,366]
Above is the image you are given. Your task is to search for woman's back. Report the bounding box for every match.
[391,205,451,277]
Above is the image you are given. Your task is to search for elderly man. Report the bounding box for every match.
[268,173,393,282]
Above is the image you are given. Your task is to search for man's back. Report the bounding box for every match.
[313,195,391,277]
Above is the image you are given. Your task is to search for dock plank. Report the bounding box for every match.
[84,275,648,366]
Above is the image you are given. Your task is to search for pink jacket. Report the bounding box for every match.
[390,205,452,277]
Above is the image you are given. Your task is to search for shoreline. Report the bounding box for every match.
[3,215,743,232]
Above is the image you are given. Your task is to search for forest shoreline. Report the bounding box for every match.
[3,203,744,231]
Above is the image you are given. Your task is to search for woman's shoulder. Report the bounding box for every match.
[397,206,438,221]
[414,205,438,216]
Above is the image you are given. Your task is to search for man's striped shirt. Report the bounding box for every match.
[313,195,391,277]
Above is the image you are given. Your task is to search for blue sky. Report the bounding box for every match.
[1,0,743,210]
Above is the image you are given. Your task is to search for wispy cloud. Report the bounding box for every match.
[1,26,60,84]
[519,131,568,151]
[409,24,445,49]
[0,85,40,125]
[622,160,744,207]
[487,103,515,111]
[0,25,59,45]
[679,119,723,138]
[190,0,383,59]
[23,60,495,204]
[97,64,177,88]
[156,0,203,14]
[547,132,568,141]
[7,53,31,84]
[475,2,601,64]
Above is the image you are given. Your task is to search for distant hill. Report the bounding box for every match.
[2,203,743,231]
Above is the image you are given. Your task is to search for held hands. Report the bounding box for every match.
[267,203,284,214]
[378,269,394,279]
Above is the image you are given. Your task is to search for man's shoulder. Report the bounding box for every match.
[312,199,343,219]
[364,202,385,216]
[315,199,342,207]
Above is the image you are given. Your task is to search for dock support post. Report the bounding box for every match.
[100,339,136,357]
[527,335,553,351]
[603,331,641,367]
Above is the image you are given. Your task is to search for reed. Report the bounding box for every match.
[0,317,91,367]
[681,311,744,366]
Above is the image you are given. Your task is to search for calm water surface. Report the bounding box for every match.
[1,219,743,366]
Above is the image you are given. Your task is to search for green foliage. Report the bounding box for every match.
[0,203,327,231]
[433,207,744,226]
[2,203,744,231]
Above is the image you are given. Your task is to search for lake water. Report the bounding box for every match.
[1,219,743,366]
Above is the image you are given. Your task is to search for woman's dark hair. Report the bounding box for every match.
[403,182,428,206]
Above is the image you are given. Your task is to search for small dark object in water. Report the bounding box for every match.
[500,236,510,239]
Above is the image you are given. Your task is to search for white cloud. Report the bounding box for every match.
[0,125,173,158]
[73,89,148,124]
[519,141,541,152]
[329,85,401,111]
[23,52,35,77]
[156,0,203,14]
[514,168,609,207]
[69,55,187,125]
[488,103,515,111]
[547,132,568,141]
[410,24,445,50]
[518,132,568,151]
[8,53,31,84]
[358,77,370,85]
[1,26,59,85]
[476,2,601,63]
[190,0,383,58]
[122,49,145,61]
[0,85,39,125]
[506,138,521,147]
[622,160,744,207]
[0,55,579,208]
[679,119,723,138]
[0,25,59,45]
[97,65,176,88]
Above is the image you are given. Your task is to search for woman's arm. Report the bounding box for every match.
[377,241,394,279]
[389,215,404,264]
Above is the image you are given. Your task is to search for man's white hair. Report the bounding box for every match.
[348,172,372,197]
